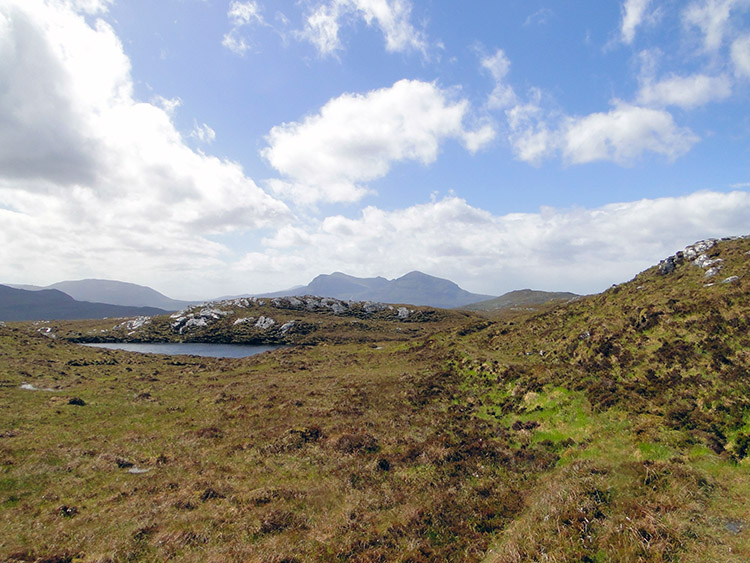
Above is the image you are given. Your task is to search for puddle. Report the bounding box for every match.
[723,519,746,534]
[20,383,57,392]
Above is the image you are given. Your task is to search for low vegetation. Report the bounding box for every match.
[1,237,749,561]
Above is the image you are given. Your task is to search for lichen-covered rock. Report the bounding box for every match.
[115,316,151,331]
[684,239,717,260]
[183,317,208,331]
[658,256,677,275]
[255,316,276,329]
[694,254,722,269]
[363,301,387,314]
[170,305,233,334]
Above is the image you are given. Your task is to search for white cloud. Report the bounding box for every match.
[261,79,495,205]
[222,0,265,55]
[190,122,217,144]
[732,35,750,76]
[299,0,427,57]
[504,94,698,166]
[621,0,653,44]
[505,92,556,165]
[302,2,341,54]
[67,0,112,15]
[562,102,698,164]
[241,190,750,296]
[637,73,732,108]
[481,49,517,109]
[483,47,701,166]
[153,95,181,116]
[682,0,749,51]
[524,8,553,26]
[0,0,290,293]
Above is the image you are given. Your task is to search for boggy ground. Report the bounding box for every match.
[1,237,750,561]
[1,323,536,562]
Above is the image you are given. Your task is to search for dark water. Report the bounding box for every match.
[82,342,281,358]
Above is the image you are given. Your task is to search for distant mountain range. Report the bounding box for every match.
[0,284,166,322]
[2,273,578,320]
[261,271,495,309]
[7,279,197,311]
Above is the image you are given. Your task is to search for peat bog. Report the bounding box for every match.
[1,238,750,561]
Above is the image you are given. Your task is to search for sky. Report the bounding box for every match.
[0,0,749,300]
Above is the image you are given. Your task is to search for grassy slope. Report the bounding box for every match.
[1,238,749,561]
[461,237,750,561]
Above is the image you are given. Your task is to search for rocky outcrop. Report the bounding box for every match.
[115,316,151,334]
[170,306,232,334]
[658,237,749,279]
[159,295,418,338]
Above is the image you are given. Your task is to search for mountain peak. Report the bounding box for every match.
[266,271,493,308]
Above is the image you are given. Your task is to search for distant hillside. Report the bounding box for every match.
[8,279,197,311]
[264,271,494,308]
[460,288,579,311]
[0,284,166,321]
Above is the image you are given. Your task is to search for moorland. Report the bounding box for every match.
[1,236,749,562]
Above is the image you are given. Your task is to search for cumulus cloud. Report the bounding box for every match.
[504,97,698,166]
[261,79,495,205]
[0,0,289,292]
[242,190,750,296]
[478,47,700,166]
[481,49,517,109]
[732,35,750,76]
[190,122,217,144]
[637,73,732,108]
[299,0,427,57]
[562,102,699,164]
[682,0,748,51]
[68,0,112,15]
[621,0,654,44]
[222,0,265,55]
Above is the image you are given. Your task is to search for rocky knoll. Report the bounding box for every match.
[60,295,467,345]
[466,235,750,455]
[657,236,747,283]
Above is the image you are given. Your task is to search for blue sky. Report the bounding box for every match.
[0,0,749,299]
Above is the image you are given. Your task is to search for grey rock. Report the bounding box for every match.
[255,316,276,329]
[364,301,388,314]
[684,239,717,260]
[694,254,722,269]
[658,257,677,275]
